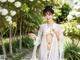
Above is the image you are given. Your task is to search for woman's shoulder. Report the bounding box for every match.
[54,23,64,32]
[40,23,47,27]
[53,23,60,27]
[53,23,62,29]
[38,23,46,30]
[40,23,60,28]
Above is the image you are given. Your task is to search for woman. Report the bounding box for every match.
[30,6,64,60]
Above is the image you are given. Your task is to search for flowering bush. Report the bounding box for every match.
[0,0,22,25]
[63,21,80,39]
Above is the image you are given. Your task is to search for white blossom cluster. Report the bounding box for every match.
[29,0,34,2]
[67,0,80,21]
[5,16,12,24]
[67,14,73,21]
[0,0,21,7]
[0,0,7,3]
[0,0,15,3]
[67,11,80,21]
[0,0,22,24]
[76,25,80,29]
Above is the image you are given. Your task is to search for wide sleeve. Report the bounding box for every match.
[53,24,64,60]
[58,25,64,60]
[34,25,43,46]
[30,25,43,60]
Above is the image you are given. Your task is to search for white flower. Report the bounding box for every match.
[5,16,12,22]
[75,12,80,18]
[69,10,77,16]
[8,0,15,3]
[14,1,21,8]
[0,0,7,3]
[76,25,80,29]
[29,0,33,2]
[1,8,8,16]
[73,5,80,10]
[10,10,16,16]
[67,14,73,21]
[9,21,12,24]
[67,0,74,7]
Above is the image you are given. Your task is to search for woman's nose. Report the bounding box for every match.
[46,15,50,18]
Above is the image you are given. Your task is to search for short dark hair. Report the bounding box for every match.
[43,6,54,15]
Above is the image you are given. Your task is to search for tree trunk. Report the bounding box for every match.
[0,33,7,60]
[19,14,22,50]
[13,19,17,41]
[9,26,13,55]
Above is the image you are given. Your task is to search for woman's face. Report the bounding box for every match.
[44,12,53,22]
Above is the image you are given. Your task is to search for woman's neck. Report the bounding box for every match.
[47,20,54,26]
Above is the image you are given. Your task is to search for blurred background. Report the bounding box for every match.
[0,0,80,60]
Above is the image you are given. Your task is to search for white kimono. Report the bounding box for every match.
[30,23,64,60]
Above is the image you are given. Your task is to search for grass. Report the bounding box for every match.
[7,48,33,60]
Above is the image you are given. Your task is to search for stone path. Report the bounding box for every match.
[21,48,39,60]
[21,51,32,60]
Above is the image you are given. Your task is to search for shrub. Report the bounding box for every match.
[64,43,80,60]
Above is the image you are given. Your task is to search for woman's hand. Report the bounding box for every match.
[28,33,37,40]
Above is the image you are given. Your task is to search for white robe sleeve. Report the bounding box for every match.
[58,25,64,60]
[34,25,43,46]
[30,25,43,60]
[53,24,64,60]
